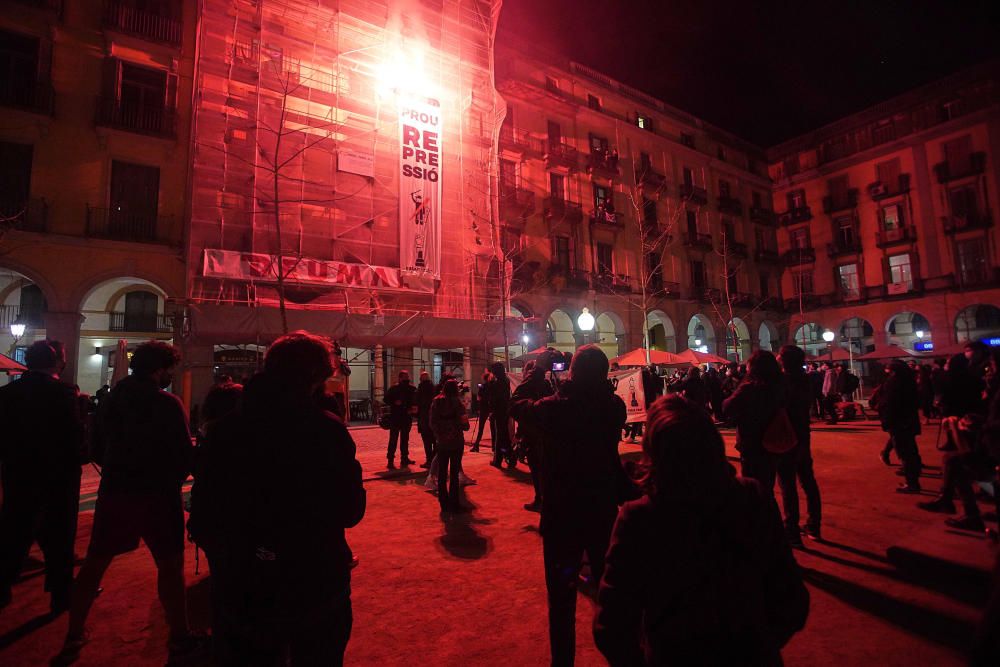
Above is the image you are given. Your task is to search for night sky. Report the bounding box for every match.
[497,0,1000,147]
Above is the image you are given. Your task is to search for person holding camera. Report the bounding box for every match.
[385,370,417,468]
[430,378,470,513]
[511,359,555,512]
[510,345,628,666]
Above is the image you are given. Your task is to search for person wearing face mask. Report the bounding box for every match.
[58,341,204,664]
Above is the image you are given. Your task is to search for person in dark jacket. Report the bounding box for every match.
[384,370,417,468]
[488,362,513,468]
[703,366,724,420]
[593,394,809,666]
[510,345,627,667]
[775,345,822,545]
[677,366,708,408]
[471,370,493,452]
[0,340,84,614]
[877,360,923,493]
[59,341,201,664]
[917,364,936,424]
[722,351,787,498]
[415,371,437,467]
[189,331,365,666]
[430,378,468,513]
[511,360,555,511]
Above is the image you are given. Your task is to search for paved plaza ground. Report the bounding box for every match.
[0,416,997,666]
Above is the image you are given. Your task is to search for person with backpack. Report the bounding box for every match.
[430,378,470,513]
[593,394,809,665]
[837,364,860,402]
[722,351,791,500]
[188,331,366,665]
[876,360,923,494]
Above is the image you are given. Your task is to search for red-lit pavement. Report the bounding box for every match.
[0,418,995,665]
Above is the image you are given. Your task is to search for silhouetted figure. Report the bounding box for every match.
[385,370,417,468]
[430,378,469,512]
[511,345,627,666]
[201,380,245,436]
[0,340,83,614]
[471,369,493,452]
[511,360,554,511]
[723,351,787,498]
[594,394,809,665]
[488,362,513,468]
[59,341,201,664]
[189,331,365,666]
[877,360,923,494]
[416,371,437,467]
[775,345,822,545]
[677,366,707,408]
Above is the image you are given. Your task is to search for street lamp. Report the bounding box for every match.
[915,330,924,339]
[521,333,530,346]
[10,321,26,340]
[577,308,595,332]
[822,329,835,362]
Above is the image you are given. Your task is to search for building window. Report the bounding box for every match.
[719,179,731,198]
[835,215,856,248]
[596,243,614,275]
[948,184,978,221]
[589,133,609,156]
[876,158,901,187]
[682,167,694,186]
[956,239,988,285]
[587,94,601,111]
[123,290,159,332]
[0,30,41,110]
[680,132,694,148]
[881,203,903,230]
[888,253,913,290]
[636,114,652,131]
[549,172,565,199]
[838,263,860,299]
[552,236,571,270]
[545,75,558,93]
[499,159,518,192]
[18,284,47,327]
[722,219,736,244]
[0,141,33,222]
[686,210,699,236]
[792,271,813,296]
[755,227,777,252]
[501,227,521,257]
[758,273,770,299]
[99,59,175,135]
[752,191,762,209]
[690,260,706,289]
[788,189,805,209]
[546,120,561,143]
[107,160,160,241]
[943,135,972,171]
[642,197,657,225]
[593,184,611,210]
[789,227,810,249]
[717,146,727,161]
[727,272,738,296]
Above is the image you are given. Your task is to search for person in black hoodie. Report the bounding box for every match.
[189,331,365,666]
[415,371,437,468]
[593,394,809,666]
[510,345,627,667]
[59,341,201,664]
[722,351,787,498]
[511,359,555,511]
[0,339,83,614]
[877,360,923,494]
[775,345,822,545]
[384,370,417,468]
[488,362,513,468]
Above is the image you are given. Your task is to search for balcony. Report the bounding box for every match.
[108,312,172,333]
[754,248,781,264]
[0,197,47,233]
[587,151,620,178]
[867,173,911,201]
[498,187,535,221]
[0,78,54,115]
[679,183,708,205]
[690,287,721,304]
[547,265,591,292]
[96,98,175,137]
[956,266,1000,288]
[822,189,859,214]
[730,292,754,307]
[782,246,816,266]
[590,206,624,230]
[542,197,583,225]
[103,1,183,46]
[498,127,543,155]
[784,294,821,311]
[0,304,47,330]
[649,279,681,298]
[717,195,743,216]
[875,225,917,248]
[760,297,784,311]
[682,231,713,251]
[933,152,986,183]
[942,213,993,234]
[827,238,862,257]
[750,206,776,226]
[544,141,578,171]
[723,240,748,258]
[636,165,666,189]
[593,272,633,293]
[86,206,172,244]
[778,206,812,226]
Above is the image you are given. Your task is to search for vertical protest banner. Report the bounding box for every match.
[399,97,442,279]
[611,369,646,423]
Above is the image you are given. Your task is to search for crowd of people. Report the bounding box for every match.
[2,331,999,665]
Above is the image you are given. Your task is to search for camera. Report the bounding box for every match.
[537,347,572,373]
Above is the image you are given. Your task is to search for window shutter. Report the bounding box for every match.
[166,72,178,108]
[568,233,576,270]
[102,56,120,100]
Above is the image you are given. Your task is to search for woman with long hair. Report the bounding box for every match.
[594,395,809,665]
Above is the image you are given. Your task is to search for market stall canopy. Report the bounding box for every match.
[612,348,687,367]
[806,347,855,362]
[187,303,521,349]
[674,349,730,366]
[0,353,26,374]
[856,346,925,361]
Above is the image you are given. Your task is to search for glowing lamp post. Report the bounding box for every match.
[10,321,26,340]
[578,308,595,345]
[822,329,835,362]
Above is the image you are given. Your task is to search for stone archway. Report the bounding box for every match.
[955,304,1000,343]
[546,308,577,353]
[595,310,625,358]
[793,322,826,358]
[0,267,52,370]
[886,311,932,351]
[839,317,875,355]
[726,317,752,361]
[758,320,780,351]
[687,314,716,352]
[646,309,676,352]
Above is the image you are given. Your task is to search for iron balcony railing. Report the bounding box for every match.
[933,152,986,183]
[875,226,917,247]
[542,197,583,223]
[96,97,175,137]
[750,206,776,226]
[103,1,183,46]
[108,311,172,333]
[86,206,171,244]
[778,206,812,225]
[0,77,54,115]
[822,189,859,214]
[679,183,708,205]
[0,196,47,232]
[782,246,816,266]
[544,141,578,170]
[717,195,743,216]
[498,126,543,153]
[0,304,46,329]
[683,231,713,250]
[942,213,993,234]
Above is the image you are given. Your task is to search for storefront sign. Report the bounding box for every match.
[914,341,934,352]
[202,249,435,292]
[398,98,442,279]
